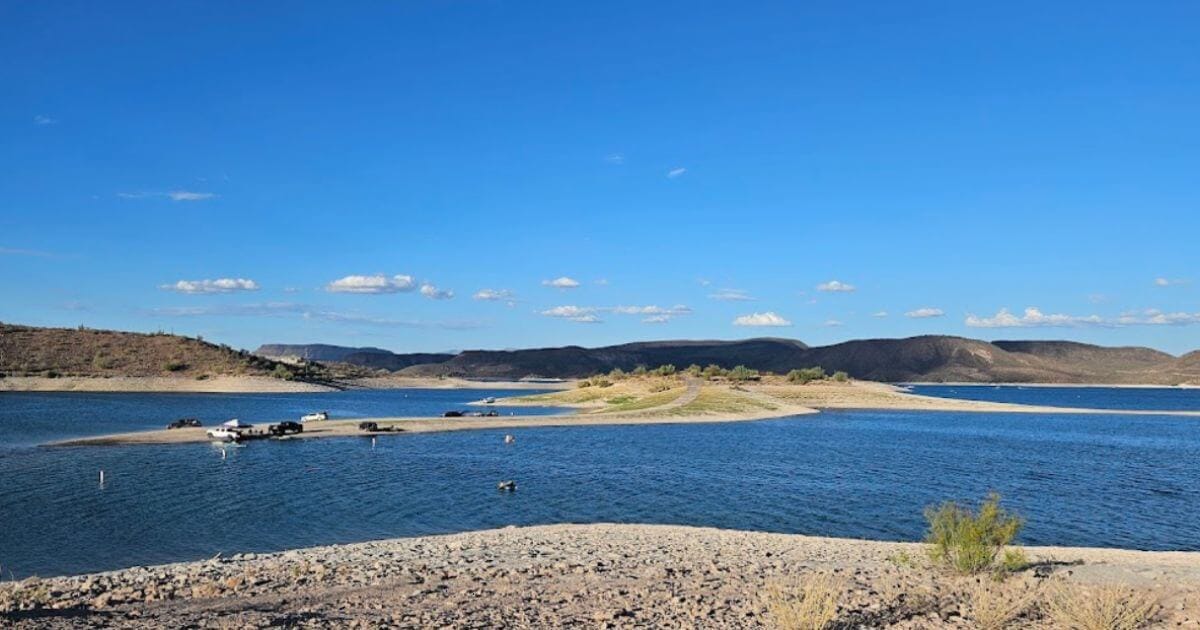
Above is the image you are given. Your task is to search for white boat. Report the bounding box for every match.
[483,397,496,404]
[300,411,329,423]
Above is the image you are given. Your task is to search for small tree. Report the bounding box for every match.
[271,364,296,381]
[831,371,849,382]
[925,492,1023,575]
[655,364,676,376]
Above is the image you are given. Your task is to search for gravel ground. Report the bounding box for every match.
[3,524,1197,628]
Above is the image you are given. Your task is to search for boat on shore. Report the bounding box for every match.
[301,411,329,422]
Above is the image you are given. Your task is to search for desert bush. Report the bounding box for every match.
[632,365,648,376]
[1045,583,1159,630]
[831,371,849,382]
[590,376,612,388]
[0,577,52,613]
[608,367,626,380]
[966,581,1036,630]
[925,492,1023,574]
[577,379,592,388]
[271,364,296,380]
[787,367,826,384]
[728,365,760,381]
[655,364,677,376]
[1000,547,1029,574]
[764,573,845,630]
[164,360,188,372]
[685,364,702,376]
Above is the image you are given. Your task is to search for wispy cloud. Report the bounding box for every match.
[816,280,856,293]
[326,274,416,294]
[149,302,483,329]
[473,288,515,302]
[160,278,259,294]
[541,304,692,324]
[604,153,625,165]
[1154,277,1190,287]
[419,283,454,300]
[708,288,754,301]
[872,311,889,318]
[823,319,844,327]
[542,276,581,289]
[117,190,217,202]
[0,246,54,258]
[733,311,792,327]
[666,167,687,179]
[905,307,944,319]
[965,307,1105,328]
[33,115,57,125]
[966,306,1200,328]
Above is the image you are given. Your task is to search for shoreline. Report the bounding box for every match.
[3,523,1197,627]
[0,375,571,394]
[45,380,1200,448]
[902,381,1200,389]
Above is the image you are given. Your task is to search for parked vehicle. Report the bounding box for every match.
[166,418,202,429]
[485,410,500,417]
[443,410,463,418]
[206,428,242,442]
[301,411,329,422]
[269,421,304,436]
[483,397,496,404]
[358,421,379,432]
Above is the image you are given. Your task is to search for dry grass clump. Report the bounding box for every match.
[0,577,52,613]
[764,573,846,630]
[966,580,1037,630]
[1045,583,1159,630]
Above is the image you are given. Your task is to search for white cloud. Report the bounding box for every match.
[542,276,581,289]
[697,278,712,287]
[733,311,792,327]
[823,319,843,327]
[816,280,856,293]
[965,307,1106,328]
[160,278,260,294]
[473,288,514,301]
[419,283,454,300]
[967,306,1200,328]
[117,190,217,202]
[604,153,625,165]
[667,167,687,179]
[872,311,888,318]
[594,278,610,286]
[151,302,302,317]
[708,288,754,301]
[34,115,57,125]
[905,307,944,319]
[326,274,416,294]
[541,304,692,324]
[1154,277,1189,287]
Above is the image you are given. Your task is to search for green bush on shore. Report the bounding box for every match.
[925,492,1023,575]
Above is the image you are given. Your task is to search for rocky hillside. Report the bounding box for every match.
[386,335,1198,385]
[256,344,454,371]
[0,323,360,382]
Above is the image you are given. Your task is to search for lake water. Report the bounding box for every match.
[909,384,1200,411]
[1,388,1198,578]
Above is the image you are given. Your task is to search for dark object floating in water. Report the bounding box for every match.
[166,418,202,429]
[497,480,517,492]
[269,421,304,437]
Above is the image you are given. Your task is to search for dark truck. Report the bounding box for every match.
[268,421,304,436]
[166,418,202,429]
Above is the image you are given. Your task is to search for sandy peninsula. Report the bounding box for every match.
[2,523,1196,628]
[47,378,1199,448]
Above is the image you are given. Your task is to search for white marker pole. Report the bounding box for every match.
[371,437,376,449]
[99,470,105,487]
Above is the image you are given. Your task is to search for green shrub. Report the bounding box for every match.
[608,367,626,380]
[655,364,677,376]
[925,492,1023,575]
[787,367,826,384]
[271,364,296,380]
[632,365,648,376]
[685,364,702,376]
[831,371,849,382]
[702,364,725,379]
[577,379,592,388]
[728,365,760,381]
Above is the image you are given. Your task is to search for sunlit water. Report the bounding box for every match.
[1,388,1197,578]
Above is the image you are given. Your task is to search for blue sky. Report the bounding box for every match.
[2,1,1198,354]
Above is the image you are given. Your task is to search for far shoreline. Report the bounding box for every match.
[0,375,571,394]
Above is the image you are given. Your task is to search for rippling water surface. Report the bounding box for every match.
[1,388,1197,578]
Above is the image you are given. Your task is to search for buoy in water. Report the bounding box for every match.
[497,480,517,492]
[504,434,515,444]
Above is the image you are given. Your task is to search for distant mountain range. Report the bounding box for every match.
[255,336,1200,385]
